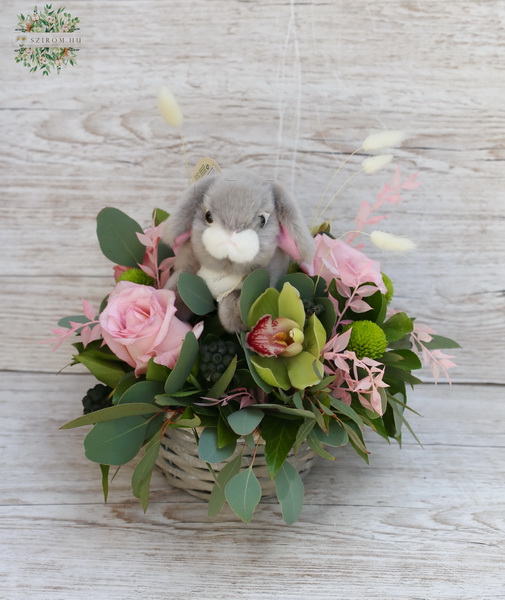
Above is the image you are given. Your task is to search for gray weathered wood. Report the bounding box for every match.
[1,373,504,599]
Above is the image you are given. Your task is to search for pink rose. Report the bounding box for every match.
[302,234,386,293]
[99,281,203,376]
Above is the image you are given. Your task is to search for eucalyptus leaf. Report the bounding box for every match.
[307,430,336,460]
[164,332,199,394]
[225,468,262,523]
[257,403,315,420]
[293,418,316,453]
[227,407,264,436]
[240,269,270,324]
[118,380,165,405]
[314,420,349,447]
[276,461,305,524]
[329,397,365,428]
[131,427,164,511]
[100,464,109,503]
[314,297,336,336]
[61,403,162,429]
[208,453,243,518]
[342,422,370,462]
[198,427,237,463]
[112,371,137,404]
[96,207,145,267]
[276,273,314,299]
[207,356,237,399]
[84,416,148,465]
[178,273,216,315]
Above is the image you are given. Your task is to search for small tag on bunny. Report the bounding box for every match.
[192,158,221,182]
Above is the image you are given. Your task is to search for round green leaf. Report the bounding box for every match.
[225,468,262,523]
[198,427,237,463]
[84,416,148,465]
[96,207,145,267]
[314,420,349,447]
[178,273,215,315]
[227,408,264,435]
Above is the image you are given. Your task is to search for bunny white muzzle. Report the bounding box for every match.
[202,222,260,264]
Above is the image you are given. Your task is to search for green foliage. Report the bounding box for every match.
[198,427,237,463]
[100,464,109,503]
[131,426,164,512]
[84,415,150,465]
[164,332,199,394]
[239,269,270,324]
[261,415,301,479]
[178,273,215,315]
[225,468,262,523]
[275,461,305,525]
[208,453,243,518]
[73,349,129,388]
[227,408,264,436]
[381,312,414,342]
[96,207,145,267]
[61,402,161,430]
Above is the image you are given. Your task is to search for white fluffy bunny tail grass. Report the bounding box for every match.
[157,86,183,128]
[362,130,407,152]
[370,230,416,252]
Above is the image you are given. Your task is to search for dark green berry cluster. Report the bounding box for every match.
[302,298,326,319]
[200,341,239,382]
[82,384,113,415]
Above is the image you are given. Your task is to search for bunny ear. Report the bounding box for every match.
[166,175,218,247]
[272,182,315,263]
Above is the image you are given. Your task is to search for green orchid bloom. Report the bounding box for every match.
[245,282,327,390]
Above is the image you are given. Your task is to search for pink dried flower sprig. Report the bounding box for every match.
[346,166,420,247]
[44,299,102,351]
[324,329,388,415]
[410,323,457,384]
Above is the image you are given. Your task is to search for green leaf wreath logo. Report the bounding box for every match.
[15,4,80,75]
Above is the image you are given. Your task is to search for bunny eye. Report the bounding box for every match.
[204,210,214,224]
[258,212,270,228]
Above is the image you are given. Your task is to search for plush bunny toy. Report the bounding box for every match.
[165,169,315,332]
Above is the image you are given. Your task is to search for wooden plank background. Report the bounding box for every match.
[1,1,504,598]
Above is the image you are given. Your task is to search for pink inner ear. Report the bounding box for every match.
[277,224,302,261]
[173,230,192,254]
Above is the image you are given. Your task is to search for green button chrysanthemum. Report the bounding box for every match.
[117,268,154,286]
[346,320,388,360]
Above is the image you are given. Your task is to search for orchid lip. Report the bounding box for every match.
[246,315,305,358]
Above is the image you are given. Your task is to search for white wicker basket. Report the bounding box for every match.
[156,427,316,500]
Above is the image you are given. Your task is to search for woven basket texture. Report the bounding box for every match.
[156,427,317,500]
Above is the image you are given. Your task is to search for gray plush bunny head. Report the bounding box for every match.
[167,168,315,276]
